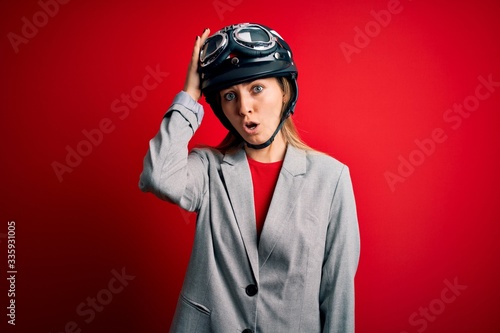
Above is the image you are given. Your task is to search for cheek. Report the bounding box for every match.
[267,97,283,120]
[221,103,231,117]
[221,105,238,123]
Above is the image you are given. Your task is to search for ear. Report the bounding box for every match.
[282,94,288,104]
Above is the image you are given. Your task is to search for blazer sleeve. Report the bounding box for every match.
[138,91,208,212]
[319,165,360,333]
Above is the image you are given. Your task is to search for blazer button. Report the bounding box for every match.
[245,284,258,296]
[242,329,253,333]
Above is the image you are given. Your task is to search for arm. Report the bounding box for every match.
[138,28,211,211]
[319,166,360,333]
[138,91,206,211]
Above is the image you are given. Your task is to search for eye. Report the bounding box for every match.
[252,85,263,93]
[223,92,236,101]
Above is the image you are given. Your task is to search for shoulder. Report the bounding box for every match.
[284,145,349,183]
[305,150,346,168]
[304,149,348,179]
[302,150,355,207]
[190,147,224,161]
[191,146,244,168]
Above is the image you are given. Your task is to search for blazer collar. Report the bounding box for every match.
[221,146,259,280]
[258,146,307,268]
[221,144,307,279]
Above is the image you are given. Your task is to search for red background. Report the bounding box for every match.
[1,0,500,332]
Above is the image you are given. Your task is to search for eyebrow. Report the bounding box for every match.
[221,79,267,93]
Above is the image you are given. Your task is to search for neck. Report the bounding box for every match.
[244,133,287,163]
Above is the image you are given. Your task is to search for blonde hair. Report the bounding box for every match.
[214,77,314,153]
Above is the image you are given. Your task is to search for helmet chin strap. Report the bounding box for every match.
[244,111,290,150]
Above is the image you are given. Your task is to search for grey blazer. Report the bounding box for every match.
[139,92,360,333]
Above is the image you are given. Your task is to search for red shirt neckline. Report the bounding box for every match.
[247,156,284,239]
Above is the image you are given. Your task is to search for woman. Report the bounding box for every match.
[139,23,360,333]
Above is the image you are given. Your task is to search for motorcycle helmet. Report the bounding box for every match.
[199,23,298,149]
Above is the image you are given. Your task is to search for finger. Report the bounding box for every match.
[200,28,211,44]
[190,36,200,65]
[187,39,202,80]
[193,28,210,63]
[184,28,211,100]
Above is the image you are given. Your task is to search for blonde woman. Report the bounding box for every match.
[139,23,360,333]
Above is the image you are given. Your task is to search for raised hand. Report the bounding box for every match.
[183,28,211,101]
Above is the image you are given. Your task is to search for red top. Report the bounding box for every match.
[247,157,284,238]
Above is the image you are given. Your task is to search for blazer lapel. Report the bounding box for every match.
[258,145,307,268]
[221,147,260,282]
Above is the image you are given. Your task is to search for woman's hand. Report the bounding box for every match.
[183,28,211,101]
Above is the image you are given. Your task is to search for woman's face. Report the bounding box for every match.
[220,77,284,146]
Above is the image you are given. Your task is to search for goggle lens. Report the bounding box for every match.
[201,34,226,63]
[234,26,275,50]
[236,28,269,43]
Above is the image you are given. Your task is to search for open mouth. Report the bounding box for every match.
[244,121,259,131]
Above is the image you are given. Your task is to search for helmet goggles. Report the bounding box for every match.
[200,23,280,69]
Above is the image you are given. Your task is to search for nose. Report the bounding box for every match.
[237,93,253,117]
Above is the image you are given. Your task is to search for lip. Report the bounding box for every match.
[242,121,260,135]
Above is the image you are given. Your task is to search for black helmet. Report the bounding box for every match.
[199,23,298,149]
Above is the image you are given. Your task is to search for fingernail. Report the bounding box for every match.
[203,28,208,32]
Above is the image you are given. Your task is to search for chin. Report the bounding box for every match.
[243,138,261,146]
[242,133,267,144]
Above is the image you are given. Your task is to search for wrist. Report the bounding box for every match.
[184,89,200,102]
